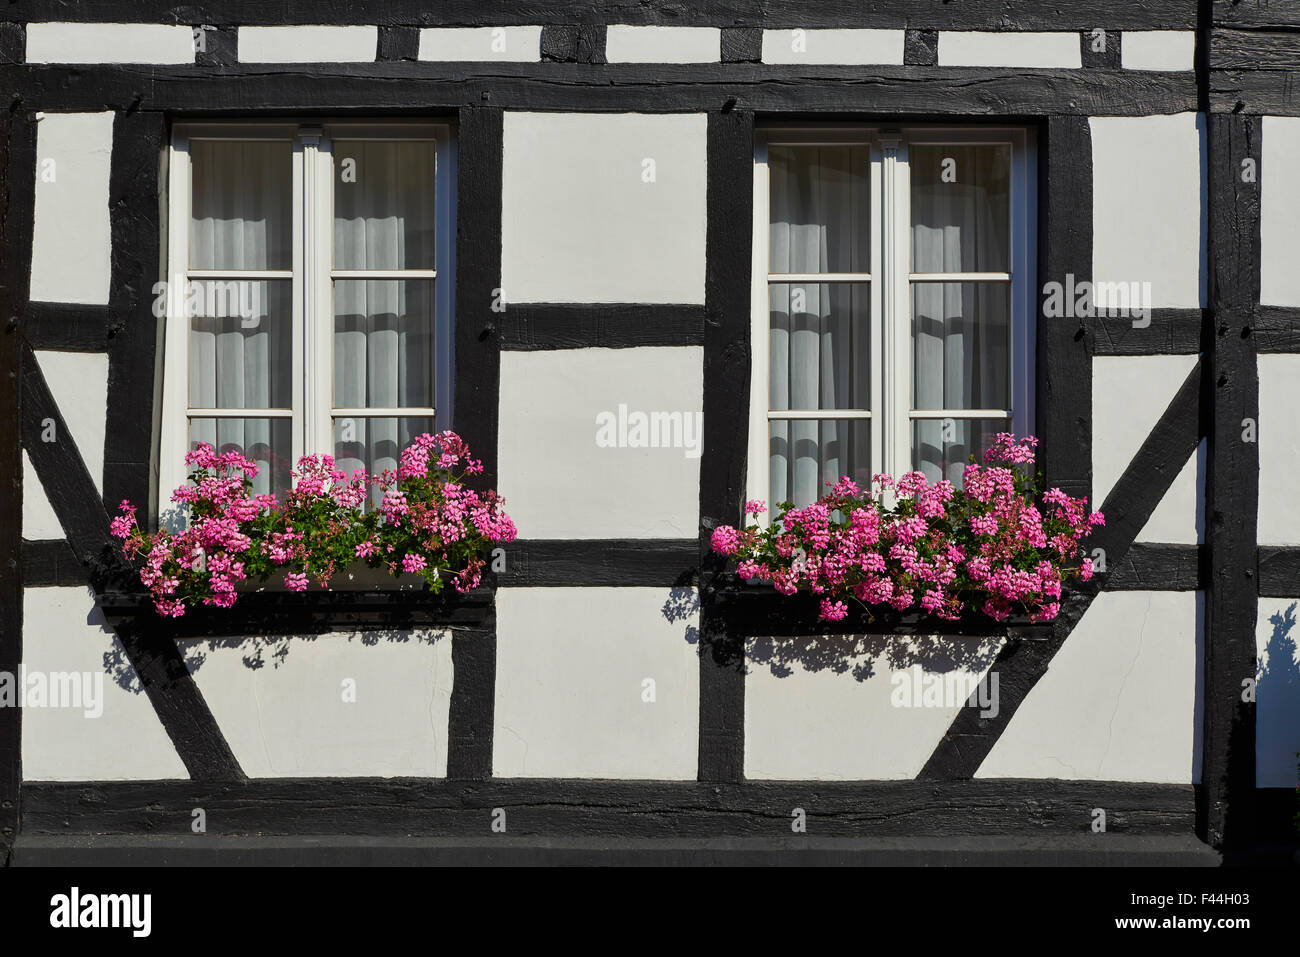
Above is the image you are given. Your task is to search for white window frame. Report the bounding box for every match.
[749,125,1036,518]
[160,120,456,509]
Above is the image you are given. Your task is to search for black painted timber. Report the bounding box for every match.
[497,304,704,350]
[495,540,698,587]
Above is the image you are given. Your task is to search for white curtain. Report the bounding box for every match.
[188,141,292,494]
[910,145,1011,484]
[331,140,436,495]
[767,145,869,507]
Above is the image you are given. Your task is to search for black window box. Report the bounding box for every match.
[96,587,495,638]
[705,580,1054,639]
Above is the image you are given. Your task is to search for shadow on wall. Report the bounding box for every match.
[1258,601,1300,787]
[91,599,441,695]
[661,585,1002,682]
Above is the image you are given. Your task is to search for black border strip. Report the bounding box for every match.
[1256,306,1300,353]
[1105,543,1206,591]
[697,109,752,784]
[18,778,1197,837]
[20,538,84,588]
[15,1,1199,29]
[22,303,111,351]
[495,540,698,587]
[1257,546,1300,598]
[0,98,32,860]
[446,613,496,780]
[497,304,704,350]
[104,110,164,519]
[12,65,1199,117]
[1089,309,1207,356]
[1201,112,1260,852]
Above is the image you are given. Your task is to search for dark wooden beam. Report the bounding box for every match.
[11,0,1200,29]
[494,540,698,587]
[10,64,1199,117]
[19,778,1198,837]
[497,304,704,351]
[1202,112,1260,852]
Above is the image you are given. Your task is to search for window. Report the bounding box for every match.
[160,121,455,507]
[749,126,1035,514]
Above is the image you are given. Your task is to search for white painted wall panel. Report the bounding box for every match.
[745,634,1005,780]
[976,591,1203,782]
[761,28,904,65]
[1258,354,1300,544]
[1256,597,1300,787]
[937,31,1082,68]
[22,587,188,781]
[23,351,109,539]
[1091,113,1207,309]
[1121,31,1196,71]
[501,112,708,304]
[606,26,720,63]
[499,347,703,539]
[1261,116,1300,306]
[30,112,113,305]
[181,631,453,777]
[1092,355,1201,544]
[238,25,377,63]
[494,588,700,778]
[418,26,542,62]
[26,22,195,64]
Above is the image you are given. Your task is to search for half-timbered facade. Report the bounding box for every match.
[1,0,1296,865]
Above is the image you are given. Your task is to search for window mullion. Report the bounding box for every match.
[298,126,333,460]
[749,140,772,523]
[880,132,912,494]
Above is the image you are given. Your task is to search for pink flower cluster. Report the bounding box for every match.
[112,432,516,617]
[711,433,1103,624]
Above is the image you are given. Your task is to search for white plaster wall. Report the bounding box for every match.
[180,631,452,777]
[760,29,904,65]
[30,112,113,305]
[238,26,377,63]
[1121,31,1196,72]
[1092,355,1202,544]
[26,22,195,64]
[605,26,720,63]
[21,587,189,781]
[744,634,1005,780]
[1258,354,1300,545]
[1261,116,1300,307]
[1091,113,1207,309]
[418,27,542,62]
[23,351,109,540]
[493,588,700,778]
[976,591,1203,782]
[501,112,708,304]
[1256,597,1300,788]
[498,347,703,538]
[937,32,1082,68]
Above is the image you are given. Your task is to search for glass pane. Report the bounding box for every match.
[333,280,435,409]
[188,281,291,409]
[333,140,437,271]
[911,282,1009,410]
[189,417,292,497]
[333,416,435,508]
[769,283,870,412]
[912,418,1008,488]
[768,145,870,275]
[769,419,871,509]
[910,144,1010,274]
[189,140,292,271]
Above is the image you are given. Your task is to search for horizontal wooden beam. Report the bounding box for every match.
[498,304,704,351]
[1104,542,1206,591]
[11,64,1199,116]
[495,539,698,587]
[1257,546,1300,598]
[19,778,1198,837]
[16,1,1200,29]
[1089,309,1206,356]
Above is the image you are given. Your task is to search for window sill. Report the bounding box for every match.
[706,580,1054,639]
[97,586,495,638]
